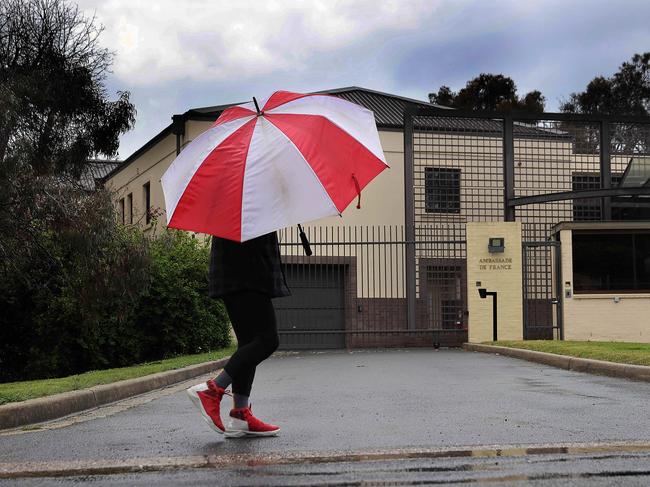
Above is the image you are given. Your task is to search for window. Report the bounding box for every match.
[425,168,460,214]
[143,182,151,225]
[572,173,602,221]
[127,193,133,224]
[572,172,627,221]
[573,232,650,293]
[119,198,125,224]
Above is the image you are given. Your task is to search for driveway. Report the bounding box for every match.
[1,349,650,484]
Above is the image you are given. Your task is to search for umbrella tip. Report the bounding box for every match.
[253,97,261,115]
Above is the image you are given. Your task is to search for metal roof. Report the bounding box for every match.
[81,160,121,189]
[185,86,437,128]
[186,88,563,137]
[328,88,436,128]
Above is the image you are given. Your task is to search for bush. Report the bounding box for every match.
[0,185,230,382]
[136,230,231,361]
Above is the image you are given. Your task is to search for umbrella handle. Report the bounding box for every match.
[298,224,313,256]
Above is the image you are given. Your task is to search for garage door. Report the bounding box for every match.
[275,264,345,349]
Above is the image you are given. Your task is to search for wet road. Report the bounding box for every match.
[3,449,650,486]
[1,349,650,484]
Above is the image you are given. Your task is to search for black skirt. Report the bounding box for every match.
[208,231,291,299]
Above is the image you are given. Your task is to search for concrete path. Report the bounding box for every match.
[1,349,650,484]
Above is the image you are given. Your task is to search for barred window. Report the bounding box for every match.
[425,167,460,214]
[572,173,602,221]
[572,173,623,221]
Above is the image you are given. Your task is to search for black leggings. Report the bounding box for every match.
[222,291,279,397]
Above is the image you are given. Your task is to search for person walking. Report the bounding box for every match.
[187,231,290,438]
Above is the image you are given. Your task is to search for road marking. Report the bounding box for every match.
[2,441,650,479]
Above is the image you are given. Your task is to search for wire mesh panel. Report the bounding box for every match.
[416,226,467,339]
[513,120,602,241]
[412,115,505,228]
[409,116,507,343]
[610,122,650,220]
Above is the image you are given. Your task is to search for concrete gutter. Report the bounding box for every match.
[463,343,650,382]
[3,441,650,479]
[0,357,229,431]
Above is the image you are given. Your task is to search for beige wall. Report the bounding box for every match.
[107,122,613,244]
[467,222,523,343]
[105,132,176,237]
[560,229,650,342]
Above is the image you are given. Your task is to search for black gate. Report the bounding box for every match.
[275,226,468,349]
[522,241,563,340]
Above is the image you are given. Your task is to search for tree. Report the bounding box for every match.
[561,52,650,116]
[561,52,650,154]
[0,0,135,176]
[0,0,135,277]
[429,74,545,113]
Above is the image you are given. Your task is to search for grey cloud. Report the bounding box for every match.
[105,0,650,158]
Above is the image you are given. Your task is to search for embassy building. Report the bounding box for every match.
[103,87,650,349]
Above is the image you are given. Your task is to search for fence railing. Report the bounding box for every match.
[276,225,468,349]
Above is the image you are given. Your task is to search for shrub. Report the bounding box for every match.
[135,230,231,361]
[0,185,230,382]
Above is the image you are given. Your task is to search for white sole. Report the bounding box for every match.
[186,384,224,435]
[224,428,280,438]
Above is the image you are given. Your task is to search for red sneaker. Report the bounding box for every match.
[186,381,229,433]
[225,406,280,438]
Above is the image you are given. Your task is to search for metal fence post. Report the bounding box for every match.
[600,119,612,220]
[554,241,564,340]
[404,110,416,331]
[503,115,515,222]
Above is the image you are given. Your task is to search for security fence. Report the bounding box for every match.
[275,110,650,350]
[276,225,467,349]
[407,109,650,341]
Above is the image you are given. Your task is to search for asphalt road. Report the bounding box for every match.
[2,349,650,485]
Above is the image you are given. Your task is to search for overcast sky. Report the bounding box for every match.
[76,0,650,160]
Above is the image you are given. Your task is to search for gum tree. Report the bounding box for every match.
[0,0,135,276]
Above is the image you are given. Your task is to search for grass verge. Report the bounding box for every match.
[0,345,236,406]
[490,340,650,367]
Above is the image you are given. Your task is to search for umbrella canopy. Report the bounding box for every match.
[161,90,389,242]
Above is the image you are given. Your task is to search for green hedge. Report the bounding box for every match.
[0,190,230,382]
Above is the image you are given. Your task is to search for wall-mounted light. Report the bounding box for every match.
[488,237,505,253]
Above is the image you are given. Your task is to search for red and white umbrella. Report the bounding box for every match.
[161,90,389,242]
